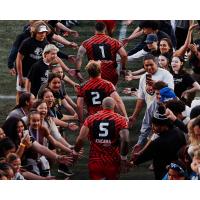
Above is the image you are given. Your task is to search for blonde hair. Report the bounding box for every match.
[194,148,200,159]
[85,60,101,78]
[188,118,200,145]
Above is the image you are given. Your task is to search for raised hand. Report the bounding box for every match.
[56,155,73,165]
[68,122,79,131]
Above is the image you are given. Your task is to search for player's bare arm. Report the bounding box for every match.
[110,91,127,118]
[76,45,86,70]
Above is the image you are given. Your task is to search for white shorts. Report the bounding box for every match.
[16,75,27,92]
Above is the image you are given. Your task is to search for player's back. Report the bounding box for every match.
[82,34,121,62]
[84,109,128,160]
[78,77,116,115]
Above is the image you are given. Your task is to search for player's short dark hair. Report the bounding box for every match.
[95,22,106,32]
[85,61,101,78]
[139,20,159,30]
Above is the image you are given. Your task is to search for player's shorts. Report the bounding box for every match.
[88,159,120,180]
[101,72,118,86]
[16,75,27,92]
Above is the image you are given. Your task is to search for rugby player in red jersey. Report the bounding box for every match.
[73,97,130,180]
[75,22,127,86]
[76,60,127,123]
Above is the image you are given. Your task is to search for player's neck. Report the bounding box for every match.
[91,75,101,80]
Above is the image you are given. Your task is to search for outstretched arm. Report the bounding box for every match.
[76,45,86,70]
[77,97,84,123]
[174,22,198,57]
[111,91,127,118]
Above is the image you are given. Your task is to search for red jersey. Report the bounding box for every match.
[77,77,116,115]
[82,33,122,85]
[84,109,128,162]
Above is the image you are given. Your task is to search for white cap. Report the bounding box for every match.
[37,25,48,32]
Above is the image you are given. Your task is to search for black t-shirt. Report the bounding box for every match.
[19,37,49,77]
[173,72,195,98]
[48,20,60,29]
[134,126,186,179]
[27,58,49,96]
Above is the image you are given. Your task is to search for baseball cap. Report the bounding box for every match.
[37,25,48,33]
[152,104,171,126]
[145,34,158,44]
[159,87,177,103]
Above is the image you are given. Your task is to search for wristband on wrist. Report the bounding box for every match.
[20,143,26,148]
[120,155,128,160]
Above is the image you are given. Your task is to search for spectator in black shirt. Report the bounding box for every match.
[26,44,59,96]
[171,56,200,105]
[131,105,186,179]
[16,21,49,103]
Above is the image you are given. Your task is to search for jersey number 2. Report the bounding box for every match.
[91,91,101,105]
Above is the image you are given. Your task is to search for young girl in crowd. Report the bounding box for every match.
[40,88,78,132]
[38,73,78,125]
[0,162,14,180]
[158,53,171,71]
[190,148,200,179]
[50,62,79,110]
[6,153,24,180]
[171,56,200,105]
[30,100,73,154]
[0,169,7,180]
[162,160,188,180]
[1,117,32,158]
[2,116,72,178]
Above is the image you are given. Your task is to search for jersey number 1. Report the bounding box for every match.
[99,45,105,58]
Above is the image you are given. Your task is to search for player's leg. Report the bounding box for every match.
[88,160,105,180]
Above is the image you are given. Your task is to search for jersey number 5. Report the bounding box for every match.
[99,122,109,137]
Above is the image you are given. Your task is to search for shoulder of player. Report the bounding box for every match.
[79,79,91,88]
[101,79,115,87]
[82,35,97,44]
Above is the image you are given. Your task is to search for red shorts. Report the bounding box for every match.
[100,62,119,85]
[88,159,120,180]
